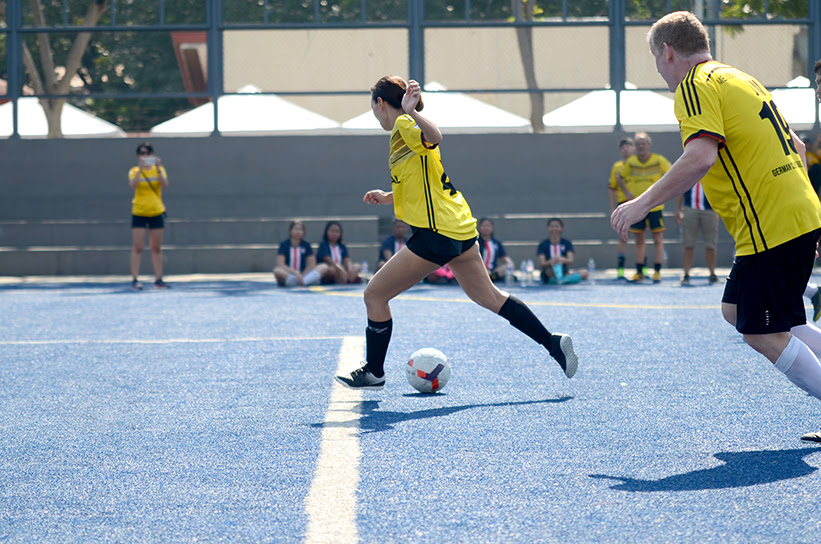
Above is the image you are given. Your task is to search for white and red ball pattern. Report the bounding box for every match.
[405,348,451,393]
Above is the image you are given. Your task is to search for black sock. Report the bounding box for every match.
[617,255,625,268]
[636,263,643,274]
[654,262,662,272]
[365,318,392,378]
[498,295,552,349]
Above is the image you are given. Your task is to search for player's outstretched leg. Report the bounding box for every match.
[448,244,579,378]
[498,296,578,378]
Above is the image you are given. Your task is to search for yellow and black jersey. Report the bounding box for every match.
[676,60,821,256]
[620,153,670,212]
[388,114,477,240]
[129,165,167,217]
[608,159,627,204]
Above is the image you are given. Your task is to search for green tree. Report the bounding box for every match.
[16,0,108,138]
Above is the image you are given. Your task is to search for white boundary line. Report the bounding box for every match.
[304,336,365,544]
[0,336,349,346]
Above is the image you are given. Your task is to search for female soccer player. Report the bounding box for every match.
[334,76,579,390]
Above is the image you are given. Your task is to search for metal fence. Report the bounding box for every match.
[2,0,820,136]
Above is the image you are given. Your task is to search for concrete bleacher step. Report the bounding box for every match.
[0,215,380,248]
[0,212,736,276]
[0,215,383,276]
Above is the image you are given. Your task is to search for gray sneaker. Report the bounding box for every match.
[335,364,385,390]
[680,274,691,286]
[549,333,578,378]
[800,429,821,443]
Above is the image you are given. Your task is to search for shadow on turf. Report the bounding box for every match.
[309,396,572,433]
[590,447,820,492]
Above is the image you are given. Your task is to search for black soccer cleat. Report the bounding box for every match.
[334,364,385,391]
[800,429,821,443]
[549,333,578,378]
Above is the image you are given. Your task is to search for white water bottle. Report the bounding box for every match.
[587,257,596,284]
[361,260,369,275]
[504,260,514,285]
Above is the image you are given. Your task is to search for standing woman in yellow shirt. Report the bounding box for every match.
[128,142,170,290]
[334,76,579,390]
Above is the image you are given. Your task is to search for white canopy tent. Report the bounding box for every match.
[341,82,532,134]
[769,76,819,132]
[542,84,679,133]
[150,85,341,137]
[0,97,126,138]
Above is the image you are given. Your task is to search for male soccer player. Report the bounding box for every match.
[611,11,821,442]
[608,138,635,280]
[616,133,670,283]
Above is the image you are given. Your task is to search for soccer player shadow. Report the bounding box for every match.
[590,447,820,492]
[309,396,572,434]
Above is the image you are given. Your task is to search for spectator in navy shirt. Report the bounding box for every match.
[274,220,321,287]
[537,218,589,284]
[376,218,409,270]
[477,218,512,282]
[316,221,362,284]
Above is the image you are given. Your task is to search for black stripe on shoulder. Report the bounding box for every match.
[704,65,722,84]
[679,77,692,118]
[689,67,702,115]
[684,130,724,148]
[391,148,414,164]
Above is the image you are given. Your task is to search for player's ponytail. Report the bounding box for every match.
[371,75,424,112]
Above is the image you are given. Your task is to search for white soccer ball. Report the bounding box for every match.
[405,348,451,393]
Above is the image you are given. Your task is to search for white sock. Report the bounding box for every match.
[790,323,821,358]
[302,269,321,285]
[773,336,821,401]
[804,283,818,298]
[285,273,298,287]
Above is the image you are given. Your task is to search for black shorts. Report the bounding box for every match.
[132,213,165,230]
[630,209,665,233]
[722,229,820,334]
[406,227,477,266]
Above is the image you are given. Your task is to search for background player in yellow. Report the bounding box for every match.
[128,142,170,290]
[611,11,821,442]
[617,133,671,282]
[608,137,635,280]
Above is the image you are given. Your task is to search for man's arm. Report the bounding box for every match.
[611,137,719,240]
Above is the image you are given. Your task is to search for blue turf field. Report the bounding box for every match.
[1,273,820,543]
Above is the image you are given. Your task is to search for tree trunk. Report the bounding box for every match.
[26,0,108,138]
[42,98,66,138]
[514,0,544,132]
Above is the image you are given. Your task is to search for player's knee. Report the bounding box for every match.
[363,284,386,310]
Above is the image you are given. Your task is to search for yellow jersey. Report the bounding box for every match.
[675,61,821,255]
[388,114,476,240]
[129,165,167,217]
[608,159,627,204]
[620,153,670,213]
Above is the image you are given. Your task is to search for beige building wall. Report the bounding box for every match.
[224,24,805,123]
